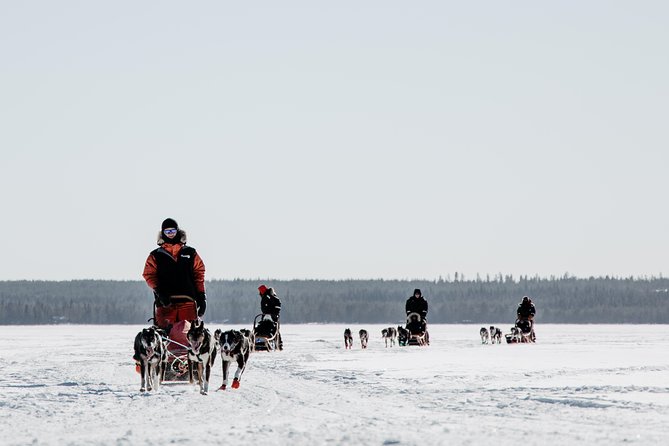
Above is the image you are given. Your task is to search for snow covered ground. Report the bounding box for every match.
[1,324,668,445]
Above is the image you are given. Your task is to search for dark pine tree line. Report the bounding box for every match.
[0,275,668,325]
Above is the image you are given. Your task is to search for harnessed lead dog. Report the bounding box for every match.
[133,326,166,392]
[480,327,489,344]
[359,329,368,349]
[214,329,251,390]
[382,327,397,347]
[344,328,353,349]
[240,328,255,352]
[489,326,502,344]
[186,320,217,395]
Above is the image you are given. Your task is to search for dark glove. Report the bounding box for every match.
[153,289,170,307]
[196,292,207,317]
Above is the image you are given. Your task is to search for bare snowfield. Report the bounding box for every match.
[1,324,668,445]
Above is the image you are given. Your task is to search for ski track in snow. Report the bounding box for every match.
[1,324,668,445]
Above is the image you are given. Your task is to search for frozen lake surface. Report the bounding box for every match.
[1,324,668,445]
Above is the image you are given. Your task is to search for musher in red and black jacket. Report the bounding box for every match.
[143,218,206,329]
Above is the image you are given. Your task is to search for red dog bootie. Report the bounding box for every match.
[218,384,227,391]
[231,378,240,389]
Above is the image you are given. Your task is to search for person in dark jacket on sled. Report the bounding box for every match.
[516,296,536,341]
[405,288,430,344]
[143,218,207,336]
[258,284,283,350]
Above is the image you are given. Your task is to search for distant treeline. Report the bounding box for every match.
[1,276,668,325]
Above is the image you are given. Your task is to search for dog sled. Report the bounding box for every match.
[505,319,536,344]
[160,320,195,381]
[135,301,198,382]
[253,313,280,352]
[405,312,429,346]
[134,321,193,382]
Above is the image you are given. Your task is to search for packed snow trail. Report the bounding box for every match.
[1,324,668,445]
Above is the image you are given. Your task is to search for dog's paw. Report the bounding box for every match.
[218,384,227,391]
[231,379,240,389]
[140,387,146,392]
[200,390,208,395]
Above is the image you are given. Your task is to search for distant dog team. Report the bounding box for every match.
[480,326,503,344]
[342,328,369,349]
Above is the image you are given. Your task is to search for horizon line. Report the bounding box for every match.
[1,273,667,283]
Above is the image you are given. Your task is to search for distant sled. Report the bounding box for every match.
[505,319,536,344]
[405,312,429,346]
[253,313,280,352]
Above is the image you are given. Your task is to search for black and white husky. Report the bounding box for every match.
[397,326,410,346]
[358,329,368,349]
[382,327,397,347]
[240,328,255,352]
[186,320,217,395]
[491,326,502,344]
[480,327,489,344]
[344,328,353,349]
[133,326,166,392]
[214,329,251,390]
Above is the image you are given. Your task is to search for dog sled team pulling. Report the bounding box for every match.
[480,296,538,344]
[345,311,431,350]
[480,320,535,344]
[134,318,256,394]
[505,318,536,344]
[137,220,285,393]
[133,296,280,394]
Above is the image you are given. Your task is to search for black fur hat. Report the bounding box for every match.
[161,218,179,230]
[413,289,422,297]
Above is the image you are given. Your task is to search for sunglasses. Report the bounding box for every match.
[163,228,178,236]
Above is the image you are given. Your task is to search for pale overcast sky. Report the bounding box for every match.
[1,1,667,281]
